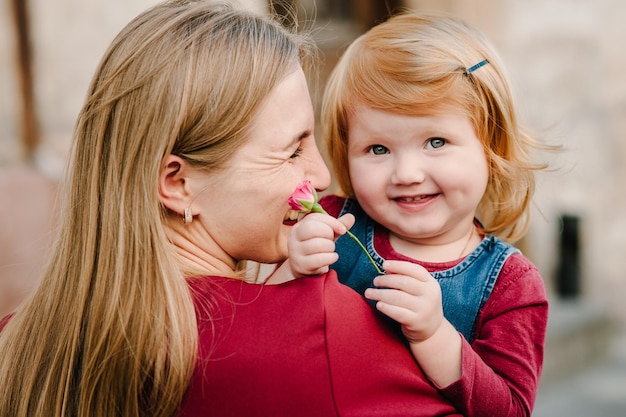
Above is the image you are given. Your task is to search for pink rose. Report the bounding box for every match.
[287,181,384,274]
[288,180,323,214]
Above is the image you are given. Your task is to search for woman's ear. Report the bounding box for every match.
[158,154,192,217]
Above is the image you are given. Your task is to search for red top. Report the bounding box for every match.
[1,259,545,416]
[178,271,461,416]
[321,194,549,417]
[0,274,460,416]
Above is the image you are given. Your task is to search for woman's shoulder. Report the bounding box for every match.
[187,273,332,324]
[182,270,462,416]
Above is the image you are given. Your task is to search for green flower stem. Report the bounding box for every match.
[311,203,384,275]
[344,229,384,275]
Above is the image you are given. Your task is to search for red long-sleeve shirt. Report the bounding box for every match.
[322,194,549,417]
[0,274,461,416]
[179,272,461,416]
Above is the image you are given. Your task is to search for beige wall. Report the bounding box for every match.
[0,0,20,163]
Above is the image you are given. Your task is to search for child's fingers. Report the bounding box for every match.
[337,213,355,233]
[294,213,337,241]
[298,212,352,240]
[372,301,417,324]
[299,253,338,274]
[297,237,338,257]
[372,273,422,296]
[364,287,420,324]
[364,286,419,310]
[381,260,432,282]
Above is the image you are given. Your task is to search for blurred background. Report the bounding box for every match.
[1,0,625,415]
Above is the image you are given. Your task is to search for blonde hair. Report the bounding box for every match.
[322,12,550,242]
[0,1,314,416]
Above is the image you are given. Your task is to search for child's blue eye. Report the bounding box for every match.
[428,138,446,149]
[369,144,389,155]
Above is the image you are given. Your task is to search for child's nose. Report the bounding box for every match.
[391,154,426,185]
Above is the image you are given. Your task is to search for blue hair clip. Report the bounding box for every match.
[464,59,489,75]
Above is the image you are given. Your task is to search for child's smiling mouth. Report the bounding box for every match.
[394,193,439,203]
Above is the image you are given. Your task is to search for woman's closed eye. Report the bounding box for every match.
[290,146,303,158]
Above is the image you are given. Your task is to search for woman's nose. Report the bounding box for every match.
[308,140,331,191]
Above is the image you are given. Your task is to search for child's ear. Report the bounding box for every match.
[158,154,192,217]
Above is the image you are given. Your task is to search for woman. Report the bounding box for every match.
[0,1,460,416]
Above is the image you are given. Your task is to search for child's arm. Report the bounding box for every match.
[364,260,463,387]
[270,213,355,283]
[366,258,547,417]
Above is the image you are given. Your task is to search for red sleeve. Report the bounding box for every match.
[439,254,548,417]
[319,194,346,218]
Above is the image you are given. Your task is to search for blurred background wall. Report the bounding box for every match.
[1,0,625,386]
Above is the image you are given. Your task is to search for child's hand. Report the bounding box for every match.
[287,213,355,277]
[365,259,463,386]
[364,259,444,343]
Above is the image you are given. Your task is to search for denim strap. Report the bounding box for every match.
[331,198,518,342]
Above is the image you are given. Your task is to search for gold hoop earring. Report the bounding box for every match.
[184,207,193,224]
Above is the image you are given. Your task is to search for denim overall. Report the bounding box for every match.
[332,199,519,343]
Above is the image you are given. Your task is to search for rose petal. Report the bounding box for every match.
[288,180,317,213]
